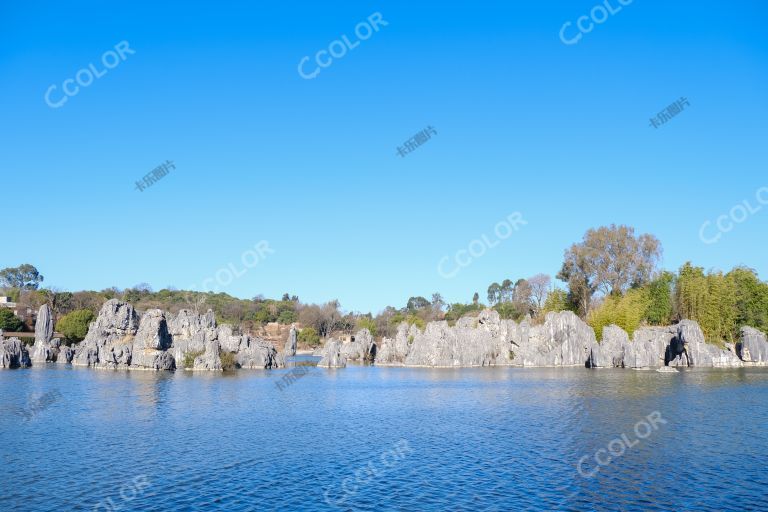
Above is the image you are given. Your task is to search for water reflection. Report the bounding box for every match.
[1,365,767,511]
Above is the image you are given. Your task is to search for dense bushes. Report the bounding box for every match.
[56,309,95,341]
[0,308,23,331]
[583,264,768,343]
[298,327,321,347]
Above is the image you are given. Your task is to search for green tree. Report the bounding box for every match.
[56,309,95,341]
[494,302,521,320]
[355,317,377,336]
[298,327,321,347]
[727,267,768,333]
[277,310,297,325]
[0,308,23,331]
[588,288,651,340]
[558,225,661,317]
[487,283,502,305]
[674,263,738,345]
[645,271,675,325]
[541,289,574,315]
[406,296,430,312]
[0,264,44,290]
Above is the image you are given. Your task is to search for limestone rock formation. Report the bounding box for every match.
[626,327,672,368]
[30,305,59,364]
[168,309,217,363]
[34,304,54,344]
[382,309,746,369]
[339,329,376,362]
[193,340,222,371]
[3,300,284,372]
[666,320,742,368]
[376,323,417,365]
[0,337,31,368]
[73,299,139,368]
[284,325,297,356]
[236,337,285,369]
[31,337,61,364]
[510,311,594,367]
[587,326,629,368]
[317,339,346,368]
[131,309,176,370]
[57,345,75,364]
[737,327,768,365]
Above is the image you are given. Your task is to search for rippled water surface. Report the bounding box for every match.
[2,363,768,511]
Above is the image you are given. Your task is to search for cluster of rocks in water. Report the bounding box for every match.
[316,309,768,370]
[0,300,284,371]
[3,302,768,372]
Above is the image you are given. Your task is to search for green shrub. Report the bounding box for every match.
[56,309,95,342]
[355,317,377,337]
[0,308,23,331]
[183,350,204,369]
[298,327,321,347]
[588,288,650,341]
[277,310,297,325]
[220,351,237,371]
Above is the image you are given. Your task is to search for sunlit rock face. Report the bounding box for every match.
[317,339,346,368]
[738,327,768,365]
[381,309,746,369]
[63,300,283,372]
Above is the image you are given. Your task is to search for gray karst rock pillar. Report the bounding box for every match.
[34,304,54,344]
[285,325,297,357]
[31,304,59,364]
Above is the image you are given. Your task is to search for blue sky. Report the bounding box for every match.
[1,0,766,313]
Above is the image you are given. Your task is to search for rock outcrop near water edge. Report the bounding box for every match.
[9,299,287,372]
[372,309,756,369]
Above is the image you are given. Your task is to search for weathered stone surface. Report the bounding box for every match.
[132,349,176,370]
[284,325,297,356]
[168,309,216,339]
[236,336,285,369]
[509,311,594,367]
[133,309,172,351]
[0,338,31,368]
[57,345,74,364]
[393,310,595,368]
[376,323,417,365]
[666,320,742,368]
[737,327,768,364]
[387,309,742,369]
[627,327,672,368]
[97,340,133,369]
[317,339,346,368]
[34,304,54,344]
[130,310,176,369]
[339,329,376,362]
[217,324,247,353]
[193,340,222,371]
[168,309,217,363]
[73,299,139,367]
[587,326,629,368]
[31,341,56,364]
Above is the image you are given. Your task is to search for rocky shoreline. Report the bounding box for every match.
[318,309,768,370]
[2,300,768,372]
[0,300,283,371]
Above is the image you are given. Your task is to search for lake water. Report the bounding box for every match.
[2,363,767,511]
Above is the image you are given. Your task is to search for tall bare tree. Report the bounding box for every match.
[528,274,551,312]
[558,225,662,317]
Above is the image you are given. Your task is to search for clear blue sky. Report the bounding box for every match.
[1,1,766,313]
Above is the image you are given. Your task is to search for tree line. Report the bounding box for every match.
[2,225,766,346]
